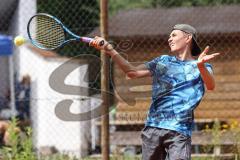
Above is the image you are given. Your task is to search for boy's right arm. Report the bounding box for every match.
[90,37,151,79]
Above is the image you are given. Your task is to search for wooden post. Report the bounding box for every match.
[100,0,110,160]
[213,118,221,157]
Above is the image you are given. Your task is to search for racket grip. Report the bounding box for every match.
[82,37,105,46]
[81,37,93,43]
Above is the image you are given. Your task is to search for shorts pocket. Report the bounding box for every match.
[141,126,152,140]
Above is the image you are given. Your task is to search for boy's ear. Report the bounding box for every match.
[186,34,193,43]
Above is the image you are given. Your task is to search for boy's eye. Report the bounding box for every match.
[170,34,174,38]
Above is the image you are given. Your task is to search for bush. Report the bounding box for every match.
[0,118,37,160]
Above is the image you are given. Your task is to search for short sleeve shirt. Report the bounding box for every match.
[145,55,213,136]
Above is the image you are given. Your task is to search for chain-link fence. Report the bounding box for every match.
[0,0,240,159]
[0,0,102,159]
[108,2,240,159]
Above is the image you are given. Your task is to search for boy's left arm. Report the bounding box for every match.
[197,46,221,90]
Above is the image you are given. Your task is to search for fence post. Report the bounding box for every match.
[100,0,110,160]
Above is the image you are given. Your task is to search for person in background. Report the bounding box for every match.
[15,75,31,120]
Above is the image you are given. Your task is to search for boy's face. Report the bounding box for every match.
[168,30,190,53]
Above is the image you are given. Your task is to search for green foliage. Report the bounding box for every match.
[1,118,37,160]
[0,118,88,160]
[1,118,19,160]
[39,154,77,160]
[202,121,221,158]
[202,120,240,159]
[37,0,99,34]
[109,0,153,15]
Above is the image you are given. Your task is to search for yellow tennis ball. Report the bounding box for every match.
[14,36,26,46]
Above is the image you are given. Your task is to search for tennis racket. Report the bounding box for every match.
[27,13,104,50]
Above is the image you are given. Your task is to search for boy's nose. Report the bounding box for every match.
[168,38,172,43]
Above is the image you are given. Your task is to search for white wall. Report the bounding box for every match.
[18,45,94,157]
[9,0,37,72]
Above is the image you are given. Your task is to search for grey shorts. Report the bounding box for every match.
[141,126,191,160]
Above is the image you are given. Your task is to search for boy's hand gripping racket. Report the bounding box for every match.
[27,13,104,50]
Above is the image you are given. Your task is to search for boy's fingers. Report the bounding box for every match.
[202,46,210,54]
[204,53,221,61]
[212,53,221,57]
[90,41,98,49]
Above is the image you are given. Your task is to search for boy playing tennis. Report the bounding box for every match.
[90,24,220,160]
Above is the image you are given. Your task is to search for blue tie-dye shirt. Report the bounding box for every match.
[145,55,213,136]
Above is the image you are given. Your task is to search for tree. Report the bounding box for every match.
[109,0,152,15]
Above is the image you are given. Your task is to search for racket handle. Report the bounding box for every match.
[81,37,105,46]
[81,37,93,43]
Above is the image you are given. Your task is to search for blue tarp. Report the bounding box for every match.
[0,35,13,56]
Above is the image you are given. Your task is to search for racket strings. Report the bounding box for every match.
[29,15,65,49]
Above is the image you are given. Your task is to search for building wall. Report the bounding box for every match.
[18,45,94,157]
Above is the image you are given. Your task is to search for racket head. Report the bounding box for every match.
[27,13,66,50]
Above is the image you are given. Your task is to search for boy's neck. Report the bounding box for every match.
[176,48,194,61]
